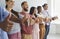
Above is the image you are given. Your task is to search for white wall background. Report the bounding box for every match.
[0,0,60,34]
[0,0,47,12]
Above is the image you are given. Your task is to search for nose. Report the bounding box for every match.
[12,2,14,5]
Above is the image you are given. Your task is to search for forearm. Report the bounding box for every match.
[10,14,20,23]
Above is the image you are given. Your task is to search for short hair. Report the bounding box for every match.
[37,6,41,10]
[5,0,9,2]
[42,3,48,7]
[21,1,27,6]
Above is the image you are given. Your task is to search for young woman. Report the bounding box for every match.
[37,6,45,39]
[29,7,40,39]
[5,0,21,39]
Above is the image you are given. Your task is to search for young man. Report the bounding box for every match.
[19,1,34,39]
[42,3,58,39]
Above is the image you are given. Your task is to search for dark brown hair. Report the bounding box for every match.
[29,7,36,15]
[5,0,9,2]
[42,3,48,7]
[37,6,41,10]
[5,0,9,8]
[21,1,27,6]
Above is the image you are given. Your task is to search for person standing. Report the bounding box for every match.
[37,6,45,39]
[29,7,40,39]
[0,6,13,39]
[42,3,58,39]
[19,1,34,39]
[5,0,21,39]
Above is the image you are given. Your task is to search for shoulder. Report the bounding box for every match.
[0,7,9,16]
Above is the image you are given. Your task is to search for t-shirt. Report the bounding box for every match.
[0,7,9,39]
[8,11,20,34]
[36,13,45,18]
[36,13,45,24]
[19,12,33,34]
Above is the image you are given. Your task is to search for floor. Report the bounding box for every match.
[47,34,60,39]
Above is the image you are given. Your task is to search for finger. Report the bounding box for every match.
[7,19,13,25]
[6,25,13,32]
[7,24,13,29]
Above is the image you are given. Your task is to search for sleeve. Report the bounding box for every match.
[0,7,9,22]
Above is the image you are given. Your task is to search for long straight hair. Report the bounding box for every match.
[29,7,37,17]
[29,7,36,15]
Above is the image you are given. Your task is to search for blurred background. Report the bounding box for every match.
[0,0,60,39]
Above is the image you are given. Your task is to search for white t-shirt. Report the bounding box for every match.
[37,13,45,18]
[8,13,21,34]
[42,10,51,25]
[36,13,45,24]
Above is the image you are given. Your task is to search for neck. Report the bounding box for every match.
[6,8,12,12]
[22,9,28,13]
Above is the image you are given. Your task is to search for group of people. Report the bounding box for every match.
[0,0,58,39]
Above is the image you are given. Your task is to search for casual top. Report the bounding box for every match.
[8,11,20,34]
[32,15,40,32]
[0,7,9,39]
[8,22,20,34]
[19,12,33,34]
[36,13,45,18]
[36,13,45,24]
[42,10,51,25]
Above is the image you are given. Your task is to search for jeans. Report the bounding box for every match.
[44,25,50,39]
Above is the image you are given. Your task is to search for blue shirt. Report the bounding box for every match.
[0,7,9,39]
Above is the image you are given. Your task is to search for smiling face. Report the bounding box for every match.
[37,6,42,13]
[21,2,29,11]
[6,0,15,9]
[43,4,48,10]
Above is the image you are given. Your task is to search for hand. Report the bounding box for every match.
[45,17,50,22]
[35,18,40,23]
[30,18,35,25]
[52,16,58,20]
[0,14,13,32]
